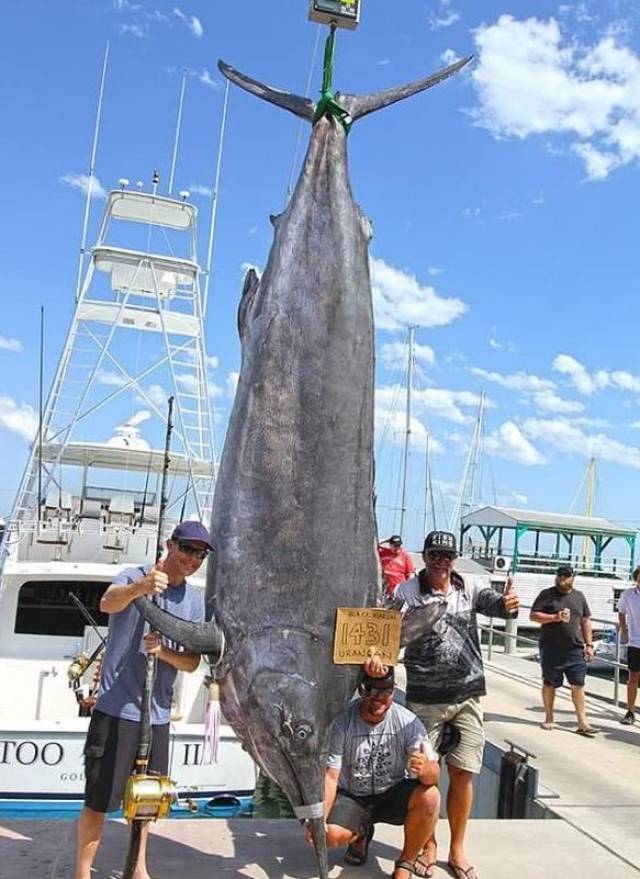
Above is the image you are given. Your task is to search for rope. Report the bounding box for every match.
[312,26,352,134]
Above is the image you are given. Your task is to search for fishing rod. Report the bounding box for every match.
[122,396,175,879]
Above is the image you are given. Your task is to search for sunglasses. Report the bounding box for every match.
[361,684,393,697]
[427,550,456,561]
[177,541,209,560]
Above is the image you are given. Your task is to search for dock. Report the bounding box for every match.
[1,650,639,878]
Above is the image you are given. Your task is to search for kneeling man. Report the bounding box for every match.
[310,667,440,879]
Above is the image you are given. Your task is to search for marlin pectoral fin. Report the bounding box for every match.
[134,597,224,659]
[238,268,261,341]
[218,60,315,122]
[342,55,472,122]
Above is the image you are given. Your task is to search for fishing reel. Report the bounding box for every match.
[123,773,177,821]
[67,652,91,683]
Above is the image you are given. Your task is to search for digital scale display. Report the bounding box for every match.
[309,0,361,30]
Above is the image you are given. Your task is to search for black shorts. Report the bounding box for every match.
[327,780,420,837]
[84,709,170,813]
[628,646,640,673]
[540,648,587,688]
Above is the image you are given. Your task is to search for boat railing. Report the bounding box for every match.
[469,545,629,579]
[480,603,627,708]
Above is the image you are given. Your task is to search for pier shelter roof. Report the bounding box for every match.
[461,506,635,538]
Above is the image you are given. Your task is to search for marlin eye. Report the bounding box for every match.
[295,722,313,741]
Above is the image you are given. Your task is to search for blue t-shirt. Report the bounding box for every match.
[95,565,205,724]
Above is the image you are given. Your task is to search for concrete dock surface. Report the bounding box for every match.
[483,652,640,872]
[0,815,637,879]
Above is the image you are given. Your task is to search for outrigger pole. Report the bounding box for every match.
[168,75,186,196]
[75,42,109,302]
[203,79,230,317]
[122,397,175,879]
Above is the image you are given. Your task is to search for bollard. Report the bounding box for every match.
[504,616,518,656]
[614,626,621,707]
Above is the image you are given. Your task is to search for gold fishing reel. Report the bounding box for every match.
[67,652,91,682]
[123,774,176,821]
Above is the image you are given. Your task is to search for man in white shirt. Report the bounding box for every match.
[618,566,640,725]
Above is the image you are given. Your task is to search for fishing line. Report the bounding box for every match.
[285,24,322,204]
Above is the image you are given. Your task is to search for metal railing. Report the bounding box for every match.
[480,603,626,707]
[469,545,632,579]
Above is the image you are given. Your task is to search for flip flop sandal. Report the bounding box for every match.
[392,860,418,879]
[344,824,374,866]
[448,862,479,879]
[413,855,437,878]
[576,727,596,738]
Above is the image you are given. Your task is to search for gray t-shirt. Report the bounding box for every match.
[95,565,204,724]
[326,701,435,798]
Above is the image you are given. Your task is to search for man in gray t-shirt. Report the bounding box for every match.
[307,668,440,879]
[75,521,211,879]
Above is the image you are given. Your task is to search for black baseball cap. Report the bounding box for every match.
[389,535,402,547]
[423,530,457,555]
[171,521,215,551]
[556,564,574,578]
[361,667,395,690]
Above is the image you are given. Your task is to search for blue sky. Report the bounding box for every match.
[2,0,640,550]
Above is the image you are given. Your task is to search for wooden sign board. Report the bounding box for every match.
[333,608,401,665]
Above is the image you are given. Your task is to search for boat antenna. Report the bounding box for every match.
[122,396,174,879]
[37,306,45,530]
[203,78,230,317]
[75,42,109,302]
[399,326,416,537]
[168,75,187,196]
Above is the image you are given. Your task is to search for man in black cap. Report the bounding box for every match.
[378,535,416,597]
[530,564,595,736]
[75,520,212,879]
[377,530,519,879]
[308,667,440,879]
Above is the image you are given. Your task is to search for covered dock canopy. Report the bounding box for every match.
[461,505,637,575]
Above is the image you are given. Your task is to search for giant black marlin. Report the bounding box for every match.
[138,50,470,878]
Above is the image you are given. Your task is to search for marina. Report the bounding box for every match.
[2,2,640,878]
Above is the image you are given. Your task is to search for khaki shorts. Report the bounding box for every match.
[407,697,485,775]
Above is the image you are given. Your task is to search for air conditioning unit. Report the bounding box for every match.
[493,555,512,573]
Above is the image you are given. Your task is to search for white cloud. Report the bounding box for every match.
[144,384,170,408]
[206,354,219,369]
[522,417,640,469]
[124,410,151,427]
[553,354,640,395]
[379,341,436,370]
[427,266,445,276]
[530,389,585,414]
[60,173,106,199]
[97,370,128,388]
[441,49,462,66]
[469,366,554,393]
[173,7,203,37]
[185,67,220,90]
[0,396,38,442]
[226,371,239,397]
[485,420,546,466]
[113,0,141,9]
[189,183,213,197]
[371,257,467,332]
[119,22,148,38]
[377,385,483,426]
[0,336,22,352]
[430,0,460,30]
[471,15,640,179]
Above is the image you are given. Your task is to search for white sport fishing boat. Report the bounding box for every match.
[0,65,256,817]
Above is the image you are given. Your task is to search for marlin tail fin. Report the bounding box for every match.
[218,60,315,121]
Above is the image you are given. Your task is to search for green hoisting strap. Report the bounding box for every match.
[313,25,352,133]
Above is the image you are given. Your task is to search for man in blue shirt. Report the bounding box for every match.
[74,521,211,879]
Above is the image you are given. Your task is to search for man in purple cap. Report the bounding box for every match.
[75,521,212,879]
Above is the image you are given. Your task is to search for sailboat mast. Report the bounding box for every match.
[74,42,109,302]
[399,326,415,537]
[582,457,597,564]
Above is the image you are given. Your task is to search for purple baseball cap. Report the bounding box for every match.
[171,521,215,551]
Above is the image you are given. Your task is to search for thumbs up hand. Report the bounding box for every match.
[503,574,519,614]
[141,562,168,597]
[408,741,429,779]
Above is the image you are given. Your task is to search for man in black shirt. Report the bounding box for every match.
[530,565,596,736]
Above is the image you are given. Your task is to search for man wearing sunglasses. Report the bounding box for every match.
[380,530,519,879]
[309,667,440,879]
[75,521,212,879]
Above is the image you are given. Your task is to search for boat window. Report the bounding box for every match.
[15,581,111,636]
